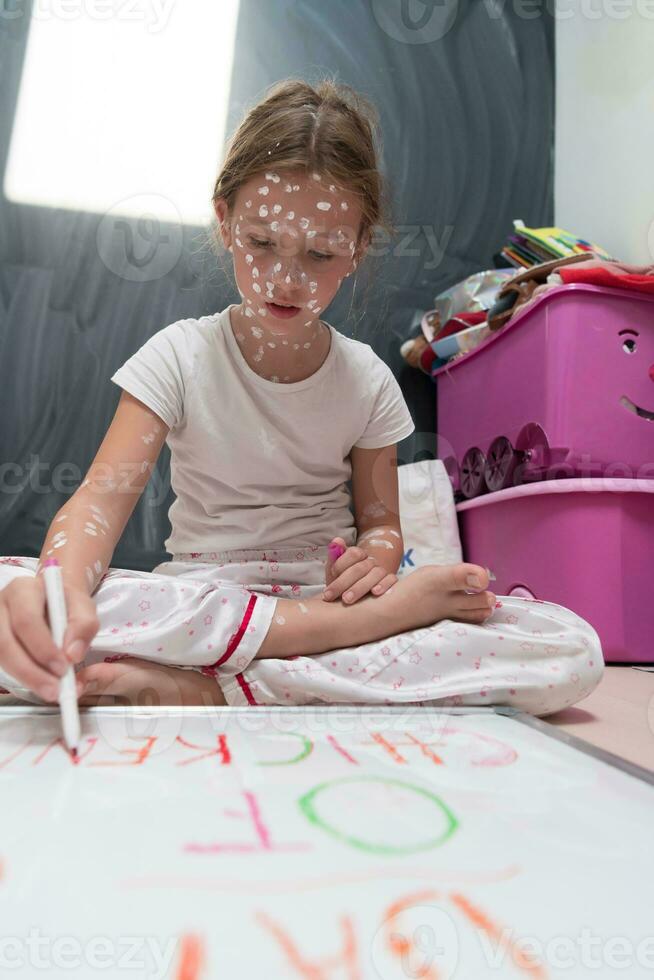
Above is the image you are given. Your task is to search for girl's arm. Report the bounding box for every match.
[349,443,404,576]
[36,391,170,597]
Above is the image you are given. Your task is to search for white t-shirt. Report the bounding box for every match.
[110,304,415,555]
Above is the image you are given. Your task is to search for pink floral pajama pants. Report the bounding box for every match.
[0,546,604,716]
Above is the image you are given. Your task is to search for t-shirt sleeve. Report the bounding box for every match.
[353,358,416,450]
[110,320,192,431]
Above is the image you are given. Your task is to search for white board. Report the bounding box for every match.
[0,706,653,979]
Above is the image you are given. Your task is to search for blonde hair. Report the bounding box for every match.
[209,76,392,262]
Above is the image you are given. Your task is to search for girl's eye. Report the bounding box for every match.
[623,338,637,354]
[247,237,332,261]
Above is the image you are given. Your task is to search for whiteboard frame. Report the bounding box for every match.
[1,704,652,786]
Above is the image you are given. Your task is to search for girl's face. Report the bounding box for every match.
[215,170,365,332]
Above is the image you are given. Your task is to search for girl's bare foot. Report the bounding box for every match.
[76,657,227,707]
[255,562,495,660]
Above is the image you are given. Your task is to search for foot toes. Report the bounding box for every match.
[453,563,489,593]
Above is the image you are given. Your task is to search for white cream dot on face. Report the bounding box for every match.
[252,267,259,277]
[272,204,282,214]
[253,345,264,362]
[293,343,300,350]
[258,185,269,196]
[286,211,295,219]
[245,200,252,207]
[252,283,261,293]
[299,218,310,230]
[312,173,321,181]
[303,342,311,349]
[259,205,268,217]
[317,202,331,211]
[251,325,263,338]
[235,237,243,248]
[267,342,276,348]
[293,184,300,191]
[285,183,293,193]
[389,530,401,538]
[245,254,253,265]
[299,602,309,614]
[273,262,282,273]
[265,172,280,183]
[341,201,349,210]
[245,307,254,318]
[270,221,279,231]
[258,307,267,316]
[310,282,317,294]
[94,560,103,573]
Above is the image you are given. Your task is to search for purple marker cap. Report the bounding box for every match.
[42,558,60,567]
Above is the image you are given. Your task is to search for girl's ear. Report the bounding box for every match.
[349,226,371,273]
[348,231,370,276]
[213,198,233,252]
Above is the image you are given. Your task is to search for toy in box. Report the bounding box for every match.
[432,283,654,500]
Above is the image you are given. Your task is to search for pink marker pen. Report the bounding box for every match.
[328,541,346,562]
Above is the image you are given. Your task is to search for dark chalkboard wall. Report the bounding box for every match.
[0,0,554,571]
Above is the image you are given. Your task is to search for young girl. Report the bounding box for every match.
[0,78,603,715]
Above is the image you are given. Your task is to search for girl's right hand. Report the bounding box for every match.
[0,576,99,701]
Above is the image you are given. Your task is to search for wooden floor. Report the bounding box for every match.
[546,665,654,773]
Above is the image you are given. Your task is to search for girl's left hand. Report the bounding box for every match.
[74,658,226,707]
[323,537,398,604]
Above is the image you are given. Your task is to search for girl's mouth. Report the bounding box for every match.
[266,302,301,320]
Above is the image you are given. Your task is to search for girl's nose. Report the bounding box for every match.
[273,256,307,288]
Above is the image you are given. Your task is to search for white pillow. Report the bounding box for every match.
[396,459,463,576]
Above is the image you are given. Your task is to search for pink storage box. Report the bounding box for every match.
[433,283,654,499]
[456,478,654,664]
